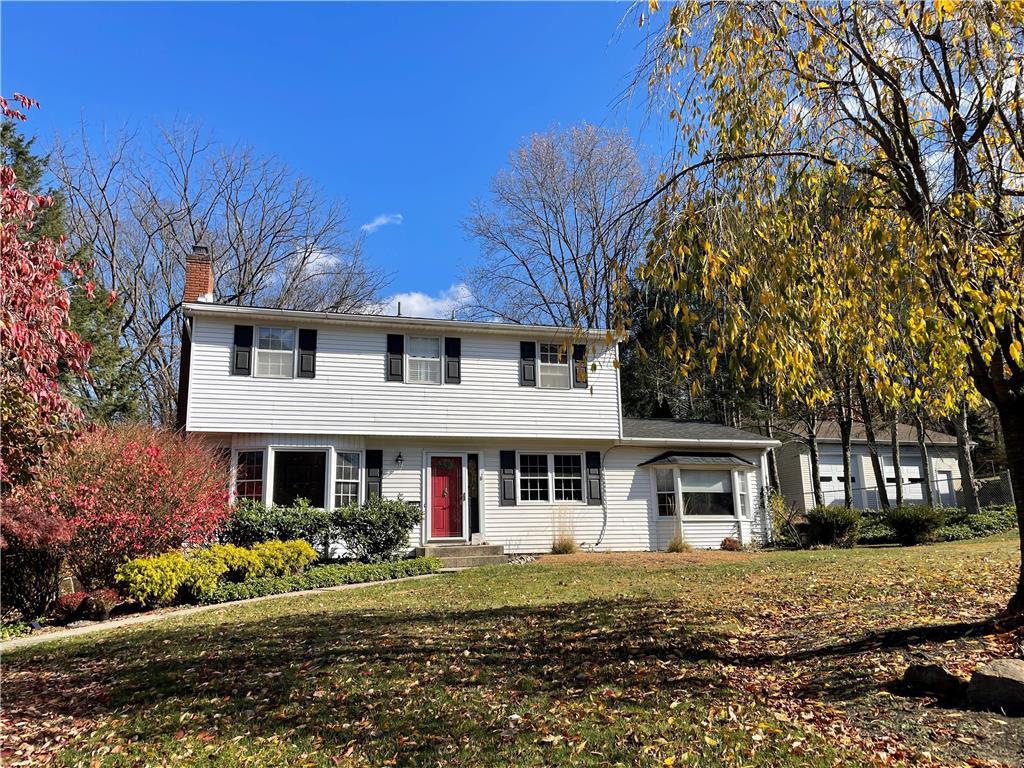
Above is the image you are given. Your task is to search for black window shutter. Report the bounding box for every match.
[386,334,404,381]
[519,341,536,387]
[572,343,588,388]
[366,449,383,499]
[231,325,253,375]
[444,337,461,384]
[586,451,602,505]
[297,329,317,379]
[499,450,517,506]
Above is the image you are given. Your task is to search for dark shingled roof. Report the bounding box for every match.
[621,417,774,443]
[637,451,755,468]
[783,420,957,446]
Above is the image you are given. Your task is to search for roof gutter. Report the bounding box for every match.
[183,302,616,341]
[617,437,782,449]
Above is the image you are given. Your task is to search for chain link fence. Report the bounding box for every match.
[787,470,1016,511]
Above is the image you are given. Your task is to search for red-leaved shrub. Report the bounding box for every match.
[0,486,74,617]
[32,424,230,589]
[51,591,88,621]
[720,537,742,551]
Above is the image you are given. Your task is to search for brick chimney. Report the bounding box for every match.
[183,244,214,303]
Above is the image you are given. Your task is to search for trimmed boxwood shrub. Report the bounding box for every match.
[221,499,333,550]
[199,557,443,605]
[805,506,862,547]
[883,504,947,545]
[332,496,421,563]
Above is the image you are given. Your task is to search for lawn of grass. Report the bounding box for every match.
[3,537,1022,767]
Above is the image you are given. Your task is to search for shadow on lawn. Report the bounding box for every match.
[5,596,1017,762]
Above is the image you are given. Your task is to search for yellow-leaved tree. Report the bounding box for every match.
[632,1,1024,612]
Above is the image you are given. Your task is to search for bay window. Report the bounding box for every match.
[679,470,734,516]
[655,468,676,516]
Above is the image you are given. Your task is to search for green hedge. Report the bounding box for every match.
[199,557,443,605]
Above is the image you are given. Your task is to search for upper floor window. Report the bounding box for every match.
[255,327,295,378]
[538,343,569,389]
[407,336,441,384]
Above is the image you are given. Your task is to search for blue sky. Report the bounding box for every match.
[2,1,663,315]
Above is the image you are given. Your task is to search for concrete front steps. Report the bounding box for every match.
[414,543,507,569]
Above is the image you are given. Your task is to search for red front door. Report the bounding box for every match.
[430,456,463,539]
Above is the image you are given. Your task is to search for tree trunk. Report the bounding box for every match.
[858,382,889,509]
[762,389,780,491]
[807,412,824,509]
[916,413,935,507]
[996,398,1024,616]
[953,401,980,515]
[890,420,905,507]
[837,383,854,508]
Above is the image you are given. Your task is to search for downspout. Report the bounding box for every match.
[587,444,620,550]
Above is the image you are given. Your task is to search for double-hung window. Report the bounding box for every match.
[518,453,585,503]
[553,454,583,501]
[407,336,441,384]
[235,450,265,502]
[538,343,570,389]
[334,451,361,508]
[655,469,677,517]
[518,454,550,501]
[255,327,295,378]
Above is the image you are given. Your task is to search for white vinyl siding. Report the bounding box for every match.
[187,317,620,438]
[255,327,295,378]
[407,336,441,385]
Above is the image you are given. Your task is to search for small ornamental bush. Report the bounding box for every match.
[250,540,317,576]
[720,537,742,551]
[25,424,230,589]
[666,531,692,553]
[115,551,190,607]
[77,588,121,621]
[221,498,333,551]
[179,551,229,602]
[332,496,421,563]
[551,533,579,555]
[884,504,947,546]
[51,591,88,622]
[805,506,862,548]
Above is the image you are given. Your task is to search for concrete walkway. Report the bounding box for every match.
[1,573,443,652]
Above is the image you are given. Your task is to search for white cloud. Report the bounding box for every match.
[360,213,404,235]
[378,283,474,319]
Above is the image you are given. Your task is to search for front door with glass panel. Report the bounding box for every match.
[430,456,464,539]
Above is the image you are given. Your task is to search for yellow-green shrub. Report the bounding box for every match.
[115,552,190,606]
[203,543,264,582]
[179,550,229,601]
[251,539,317,576]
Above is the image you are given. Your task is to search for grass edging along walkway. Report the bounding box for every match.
[1,572,445,653]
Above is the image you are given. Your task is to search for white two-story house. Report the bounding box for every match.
[177,248,779,556]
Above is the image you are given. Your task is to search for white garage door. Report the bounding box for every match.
[819,452,859,507]
[881,454,924,502]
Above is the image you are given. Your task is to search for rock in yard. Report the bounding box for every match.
[967,658,1024,714]
[901,663,967,699]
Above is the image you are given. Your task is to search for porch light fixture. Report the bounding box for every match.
[395,452,404,469]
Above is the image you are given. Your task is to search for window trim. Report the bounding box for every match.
[404,334,443,386]
[515,450,588,505]
[231,448,267,504]
[253,325,297,379]
[537,342,572,390]
[333,449,365,509]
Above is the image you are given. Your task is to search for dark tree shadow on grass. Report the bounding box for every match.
[5,596,1020,764]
